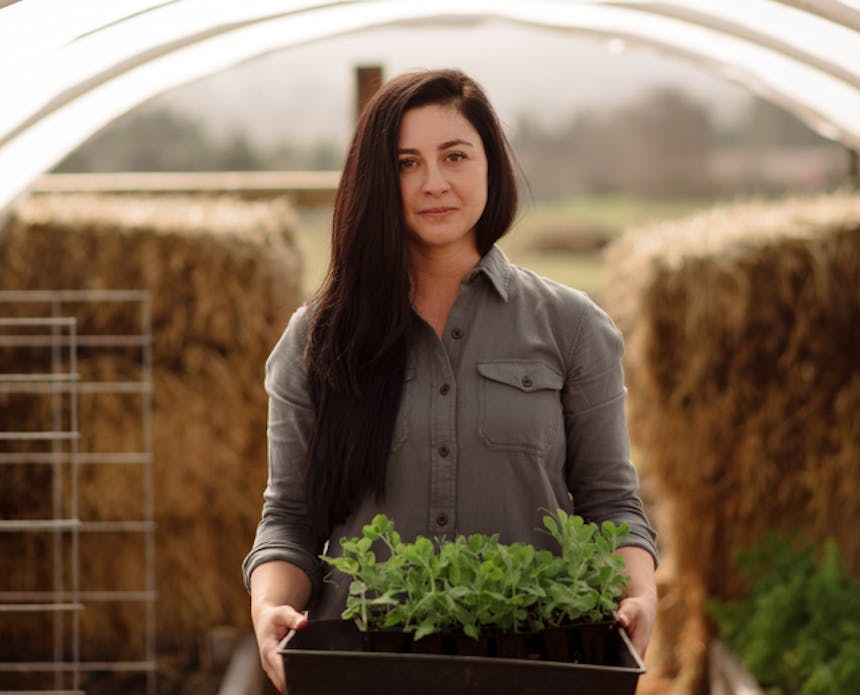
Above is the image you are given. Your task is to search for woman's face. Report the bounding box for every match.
[397,103,488,256]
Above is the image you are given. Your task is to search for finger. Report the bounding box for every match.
[616,606,647,658]
[269,611,307,693]
[618,619,644,657]
[632,629,648,659]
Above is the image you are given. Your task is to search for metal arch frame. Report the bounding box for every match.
[1,0,860,216]
[609,1,860,91]
[492,1,860,146]
[775,0,860,32]
[7,1,860,132]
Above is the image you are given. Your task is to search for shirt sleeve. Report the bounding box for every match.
[242,306,325,598]
[562,299,659,566]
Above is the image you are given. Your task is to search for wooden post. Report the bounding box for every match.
[356,65,383,122]
[849,147,859,190]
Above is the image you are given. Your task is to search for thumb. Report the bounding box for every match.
[281,606,309,631]
[616,602,634,629]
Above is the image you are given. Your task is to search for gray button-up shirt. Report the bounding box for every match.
[243,245,657,618]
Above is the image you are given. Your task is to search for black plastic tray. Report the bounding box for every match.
[280,619,644,695]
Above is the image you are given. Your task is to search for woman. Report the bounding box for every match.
[243,69,658,693]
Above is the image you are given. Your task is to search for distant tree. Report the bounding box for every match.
[211,133,263,171]
[263,139,343,170]
[609,87,714,196]
[57,95,840,195]
[511,86,847,200]
[512,114,588,199]
[566,111,621,194]
[304,141,343,170]
[743,97,827,150]
[53,107,263,172]
[512,113,546,151]
[713,95,846,195]
[265,141,307,170]
[513,87,716,198]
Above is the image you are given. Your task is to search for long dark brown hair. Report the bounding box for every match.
[304,69,518,536]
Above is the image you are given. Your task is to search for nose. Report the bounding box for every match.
[421,161,449,195]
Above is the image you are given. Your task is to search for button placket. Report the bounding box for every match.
[430,366,456,539]
[430,287,473,539]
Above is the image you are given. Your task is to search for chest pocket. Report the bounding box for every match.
[477,360,564,454]
[390,368,415,453]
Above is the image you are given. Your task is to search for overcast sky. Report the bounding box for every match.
[156,20,749,148]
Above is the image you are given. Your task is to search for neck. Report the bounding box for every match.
[408,243,481,337]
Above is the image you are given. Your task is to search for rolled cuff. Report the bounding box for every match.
[242,542,322,606]
[618,527,660,569]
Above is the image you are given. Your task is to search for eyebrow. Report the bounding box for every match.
[397,138,475,154]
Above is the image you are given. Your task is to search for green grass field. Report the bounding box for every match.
[293,195,716,301]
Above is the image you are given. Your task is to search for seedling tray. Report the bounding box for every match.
[279,619,644,695]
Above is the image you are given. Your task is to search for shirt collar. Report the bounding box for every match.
[466,244,512,302]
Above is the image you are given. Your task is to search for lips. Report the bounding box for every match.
[419,206,457,217]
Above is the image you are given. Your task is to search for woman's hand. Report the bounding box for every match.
[616,546,658,659]
[249,561,313,694]
[617,593,657,659]
[253,603,308,694]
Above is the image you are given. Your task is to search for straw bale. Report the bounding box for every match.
[0,193,303,665]
[603,193,860,693]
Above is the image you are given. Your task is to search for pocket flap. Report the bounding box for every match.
[477,360,563,392]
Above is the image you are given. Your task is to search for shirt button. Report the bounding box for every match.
[451,327,463,340]
[438,446,449,457]
[521,375,533,388]
[439,383,450,395]
[436,514,449,527]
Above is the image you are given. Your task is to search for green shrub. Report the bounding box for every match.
[707,533,860,695]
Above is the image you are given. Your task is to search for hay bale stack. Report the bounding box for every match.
[603,193,860,693]
[0,193,303,665]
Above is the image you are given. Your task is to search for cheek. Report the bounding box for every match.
[399,180,419,229]
[398,182,411,218]
[476,164,488,206]
[478,182,489,209]
[400,177,417,207]
[474,173,489,212]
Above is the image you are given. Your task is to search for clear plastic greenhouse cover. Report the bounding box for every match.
[1,0,860,215]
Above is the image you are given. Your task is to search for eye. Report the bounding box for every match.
[446,151,467,162]
[398,158,417,170]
